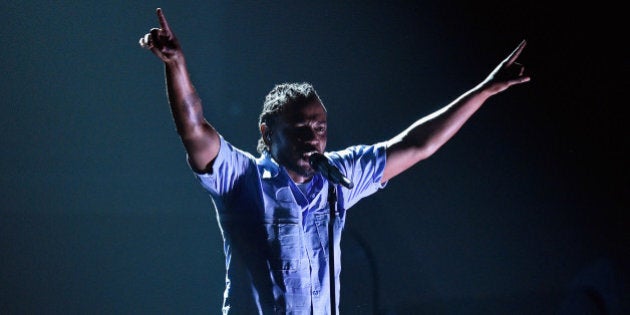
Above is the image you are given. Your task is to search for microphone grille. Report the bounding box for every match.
[309,153,327,167]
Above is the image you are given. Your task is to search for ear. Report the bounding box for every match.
[260,123,271,145]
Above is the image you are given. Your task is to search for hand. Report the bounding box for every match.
[139,8,182,63]
[481,39,531,95]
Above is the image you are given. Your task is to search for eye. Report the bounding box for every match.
[315,126,326,133]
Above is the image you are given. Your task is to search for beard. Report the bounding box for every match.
[274,149,318,180]
[288,153,316,177]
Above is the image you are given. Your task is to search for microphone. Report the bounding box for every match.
[309,153,354,189]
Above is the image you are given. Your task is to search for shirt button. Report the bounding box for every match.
[313,290,319,296]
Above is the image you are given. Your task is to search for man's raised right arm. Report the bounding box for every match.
[139,8,219,173]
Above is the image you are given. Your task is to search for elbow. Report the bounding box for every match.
[400,135,442,161]
[176,120,214,139]
[418,140,443,160]
[383,129,446,180]
[385,137,434,170]
[383,139,432,182]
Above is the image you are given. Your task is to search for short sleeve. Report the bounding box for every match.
[327,141,388,209]
[193,135,256,197]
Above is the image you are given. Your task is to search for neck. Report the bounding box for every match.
[287,169,313,184]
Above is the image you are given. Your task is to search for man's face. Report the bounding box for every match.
[269,99,327,182]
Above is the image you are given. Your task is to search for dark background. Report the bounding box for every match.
[1,1,627,314]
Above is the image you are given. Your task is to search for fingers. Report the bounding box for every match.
[150,27,161,40]
[139,8,176,54]
[508,62,530,85]
[156,8,171,34]
[515,62,525,76]
[139,8,177,52]
[139,27,166,49]
[510,75,531,85]
[139,33,151,49]
[505,39,527,65]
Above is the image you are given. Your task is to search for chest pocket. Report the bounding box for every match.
[263,187,303,271]
[313,211,345,259]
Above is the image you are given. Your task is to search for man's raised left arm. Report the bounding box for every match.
[382,40,530,183]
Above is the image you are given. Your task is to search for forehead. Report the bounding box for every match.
[281,100,327,124]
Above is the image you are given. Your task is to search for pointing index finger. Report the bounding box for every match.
[506,39,526,65]
[156,8,171,33]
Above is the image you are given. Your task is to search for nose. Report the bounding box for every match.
[305,127,318,141]
[296,126,317,142]
[296,129,321,151]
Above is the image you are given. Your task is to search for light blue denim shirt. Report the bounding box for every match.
[195,136,387,314]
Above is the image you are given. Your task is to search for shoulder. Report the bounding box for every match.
[327,141,388,164]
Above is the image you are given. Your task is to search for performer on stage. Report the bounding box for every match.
[139,8,530,314]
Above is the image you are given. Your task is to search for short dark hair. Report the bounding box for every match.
[257,82,321,154]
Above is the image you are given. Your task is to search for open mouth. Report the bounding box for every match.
[301,150,318,161]
[296,150,317,168]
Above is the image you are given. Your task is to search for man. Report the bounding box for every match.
[139,7,529,315]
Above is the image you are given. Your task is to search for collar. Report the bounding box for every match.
[257,152,326,206]
[256,151,281,179]
[256,151,324,188]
